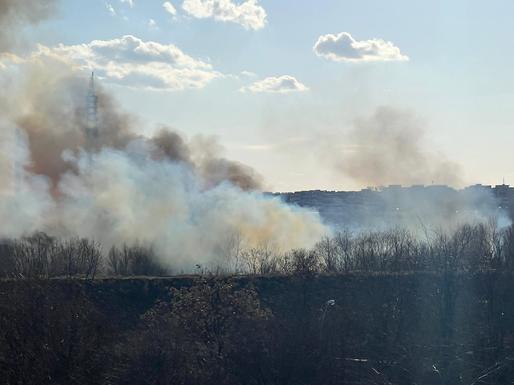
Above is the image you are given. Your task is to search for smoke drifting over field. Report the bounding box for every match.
[315,106,511,232]
[0,57,327,269]
[337,107,463,187]
[308,106,510,233]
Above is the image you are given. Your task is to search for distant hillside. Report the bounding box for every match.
[272,184,514,230]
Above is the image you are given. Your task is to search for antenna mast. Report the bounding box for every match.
[86,72,99,143]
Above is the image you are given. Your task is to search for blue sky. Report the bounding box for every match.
[20,0,514,191]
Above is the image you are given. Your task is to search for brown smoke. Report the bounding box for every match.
[0,7,328,269]
[150,129,263,189]
[189,134,264,190]
[15,73,85,186]
[0,57,328,269]
[153,131,263,190]
[199,159,263,190]
[337,107,463,187]
[0,0,58,52]
[151,129,192,163]
[0,0,262,192]
[11,62,262,192]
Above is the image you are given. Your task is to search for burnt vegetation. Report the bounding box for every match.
[3,224,514,384]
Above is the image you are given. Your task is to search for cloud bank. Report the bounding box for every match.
[30,35,221,90]
[314,32,408,62]
[241,75,308,93]
[182,0,266,30]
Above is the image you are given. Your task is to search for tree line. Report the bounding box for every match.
[2,221,514,278]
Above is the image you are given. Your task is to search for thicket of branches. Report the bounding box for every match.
[3,276,514,385]
[2,221,514,279]
[0,233,101,279]
[202,221,514,275]
[3,222,514,384]
[0,234,170,279]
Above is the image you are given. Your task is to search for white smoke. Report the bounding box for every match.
[0,56,329,270]
[336,107,463,187]
[0,122,54,237]
[53,146,327,267]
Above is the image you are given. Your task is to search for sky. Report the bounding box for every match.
[11,0,514,191]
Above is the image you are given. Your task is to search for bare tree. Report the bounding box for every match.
[214,231,244,274]
[106,244,168,277]
[289,248,320,275]
[334,230,354,272]
[241,244,279,275]
[316,236,338,273]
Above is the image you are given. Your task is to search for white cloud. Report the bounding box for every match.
[148,19,158,29]
[314,32,409,62]
[33,35,221,90]
[240,70,257,78]
[105,2,117,16]
[182,0,266,30]
[241,75,308,93]
[163,1,177,16]
[120,0,134,7]
[0,53,23,71]
[0,53,23,64]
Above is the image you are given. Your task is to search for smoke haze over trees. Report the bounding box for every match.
[335,107,463,187]
[0,0,506,270]
[0,39,327,270]
[4,1,514,385]
[3,220,514,278]
[0,0,324,273]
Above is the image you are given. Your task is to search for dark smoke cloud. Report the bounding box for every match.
[150,129,263,189]
[337,107,463,187]
[0,0,58,52]
[0,57,327,268]
[151,129,192,163]
[200,158,263,191]
[14,74,135,187]
[12,69,262,192]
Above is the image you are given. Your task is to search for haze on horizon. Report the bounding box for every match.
[2,0,514,192]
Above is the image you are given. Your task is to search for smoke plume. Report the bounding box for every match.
[337,107,463,187]
[0,53,328,270]
[309,106,511,234]
[0,0,58,52]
